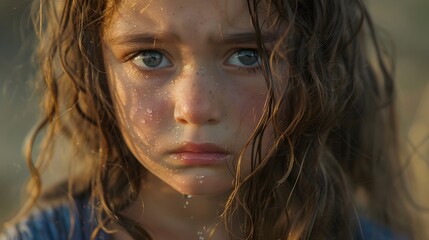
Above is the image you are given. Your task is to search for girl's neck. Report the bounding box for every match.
[120,173,231,239]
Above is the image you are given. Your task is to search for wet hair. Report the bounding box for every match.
[10,0,419,239]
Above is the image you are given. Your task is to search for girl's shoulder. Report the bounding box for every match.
[0,193,110,240]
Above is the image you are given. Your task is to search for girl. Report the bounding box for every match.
[1,0,421,239]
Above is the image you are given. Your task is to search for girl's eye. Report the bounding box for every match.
[226,49,260,67]
[131,50,172,70]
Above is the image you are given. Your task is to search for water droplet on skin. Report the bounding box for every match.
[183,194,192,199]
[197,231,205,240]
[146,108,153,114]
[196,175,205,184]
[141,119,146,124]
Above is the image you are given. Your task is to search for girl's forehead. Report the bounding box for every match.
[104,0,265,41]
[116,0,249,19]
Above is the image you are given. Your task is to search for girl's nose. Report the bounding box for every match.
[173,67,222,126]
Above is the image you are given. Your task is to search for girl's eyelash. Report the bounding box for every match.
[225,48,263,74]
[236,66,261,74]
[125,49,169,61]
[125,51,143,61]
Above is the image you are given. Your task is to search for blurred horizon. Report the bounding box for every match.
[1,0,428,232]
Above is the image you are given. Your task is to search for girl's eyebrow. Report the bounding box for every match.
[107,32,180,46]
[107,31,277,46]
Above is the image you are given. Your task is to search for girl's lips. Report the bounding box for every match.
[169,152,230,166]
[167,142,230,166]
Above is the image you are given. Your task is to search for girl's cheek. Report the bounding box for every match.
[123,86,172,144]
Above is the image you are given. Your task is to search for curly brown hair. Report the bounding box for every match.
[8,0,420,239]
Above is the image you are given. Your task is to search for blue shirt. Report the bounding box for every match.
[1,195,109,240]
[1,196,403,240]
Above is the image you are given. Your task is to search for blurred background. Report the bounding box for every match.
[1,0,428,233]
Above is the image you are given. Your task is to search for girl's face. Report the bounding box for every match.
[103,0,273,196]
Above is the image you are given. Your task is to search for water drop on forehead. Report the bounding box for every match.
[183,194,192,199]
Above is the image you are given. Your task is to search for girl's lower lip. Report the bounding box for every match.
[169,152,229,166]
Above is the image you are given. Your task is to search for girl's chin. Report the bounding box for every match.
[168,174,234,197]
